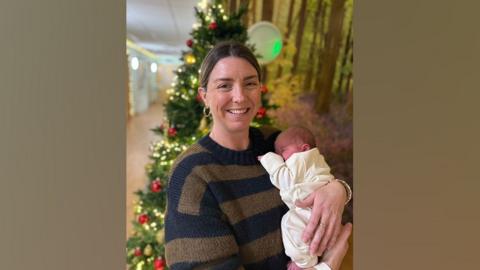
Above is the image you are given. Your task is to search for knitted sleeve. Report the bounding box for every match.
[165,162,244,270]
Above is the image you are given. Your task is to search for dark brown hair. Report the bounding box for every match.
[199,41,261,90]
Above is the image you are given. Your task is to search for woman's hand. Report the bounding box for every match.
[295,181,347,256]
[321,223,352,270]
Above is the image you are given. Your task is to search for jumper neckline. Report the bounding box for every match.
[198,127,264,165]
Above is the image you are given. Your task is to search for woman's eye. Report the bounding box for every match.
[245,82,258,88]
[217,84,232,91]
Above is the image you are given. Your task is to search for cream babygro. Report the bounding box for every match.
[260,148,334,270]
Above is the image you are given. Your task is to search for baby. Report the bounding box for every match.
[259,126,335,270]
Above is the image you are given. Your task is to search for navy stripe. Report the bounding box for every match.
[165,211,233,241]
[232,205,288,245]
[244,253,289,270]
[170,256,241,270]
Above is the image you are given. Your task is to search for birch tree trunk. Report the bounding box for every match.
[261,0,274,82]
[336,18,352,101]
[276,0,295,79]
[229,0,237,14]
[291,0,308,74]
[311,3,328,95]
[314,0,346,114]
[345,47,353,97]
[262,0,274,22]
[304,0,324,91]
[240,0,249,26]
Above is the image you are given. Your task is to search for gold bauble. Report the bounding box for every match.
[143,244,153,256]
[156,228,165,243]
[185,53,196,64]
[145,163,152,172]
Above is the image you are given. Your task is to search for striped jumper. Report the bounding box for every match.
[165,127,289,269]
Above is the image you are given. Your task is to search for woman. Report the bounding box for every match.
[165,41,352,270]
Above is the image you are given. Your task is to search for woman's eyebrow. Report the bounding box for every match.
[213,78,234,83]
[243,75,258,81]
[213,75,258,83]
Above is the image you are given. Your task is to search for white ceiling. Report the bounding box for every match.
[127,0,201,56]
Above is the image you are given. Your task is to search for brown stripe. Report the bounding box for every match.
[194,164,267,183]
[239,229,284,264]
[171,143,208,215]
[177,173,207,215]
[166,235,238,266]
[169,143,208,177]
[176,163,268,215]
[220,188,284,224]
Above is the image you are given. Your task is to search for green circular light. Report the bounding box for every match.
[248,22,283,64]
[273,39,282,57]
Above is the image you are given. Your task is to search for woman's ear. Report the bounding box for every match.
[198,87,207,105]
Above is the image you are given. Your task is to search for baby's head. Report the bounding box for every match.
[274,126,316,160]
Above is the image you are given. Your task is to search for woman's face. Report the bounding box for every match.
[200,56,261,136]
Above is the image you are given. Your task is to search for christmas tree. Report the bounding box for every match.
[126,1,275,269]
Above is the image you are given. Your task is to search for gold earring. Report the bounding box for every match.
[203,106,211,117]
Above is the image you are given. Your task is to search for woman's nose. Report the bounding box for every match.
[232,84,246,103]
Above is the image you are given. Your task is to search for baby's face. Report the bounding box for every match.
[275,142,304,161]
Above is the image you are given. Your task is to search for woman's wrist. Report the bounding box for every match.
[333,179,352,205]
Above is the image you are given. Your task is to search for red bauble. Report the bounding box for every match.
[186,39,193,47]
[260,85,268,94]
[168,127,177,137]
[138,214,149,224]
[256,107,267,118]
[154,258,166,268]
[196,92,204,103]
[208,21,217,30]
[150,179,162,193]
[134,247,142,257]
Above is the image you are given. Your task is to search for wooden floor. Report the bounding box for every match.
[125,101,353,269]
[126,101,165,238]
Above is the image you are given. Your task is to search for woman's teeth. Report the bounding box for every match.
[227,108,249,114]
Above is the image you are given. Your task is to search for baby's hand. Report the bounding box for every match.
[257,155,264,161]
